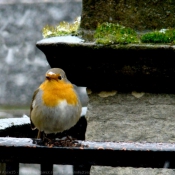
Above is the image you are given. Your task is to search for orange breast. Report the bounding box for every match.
[39,80,78,107]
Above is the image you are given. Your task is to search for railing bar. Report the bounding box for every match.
[73,165,91,175]
[6,162,19,175]
[41,163,53,175]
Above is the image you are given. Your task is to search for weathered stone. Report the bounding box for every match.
[0,1,82,107]
[86,92,175,142]
[86,92,175,174]
[81,0,175,31]
[36,40,175,93]
[91,166,175,175]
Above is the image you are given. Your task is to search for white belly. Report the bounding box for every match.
[31,100,81,134]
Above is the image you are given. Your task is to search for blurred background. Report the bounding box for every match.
[0,0,82,174]
[0,0,82,118]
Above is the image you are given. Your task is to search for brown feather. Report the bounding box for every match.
[30,88,39,130]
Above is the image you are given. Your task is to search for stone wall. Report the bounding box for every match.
[0,0,82,107]
[81,0,175,31]
[86,91,175,175]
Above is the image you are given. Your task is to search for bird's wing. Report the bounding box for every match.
[30,88,39,129]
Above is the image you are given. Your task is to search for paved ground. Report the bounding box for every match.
[86,91,175,175]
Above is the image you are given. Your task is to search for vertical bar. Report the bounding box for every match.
[6,163,19,175]
[73,165,91,175]
[41,163,53,175]
[0,163,6,175]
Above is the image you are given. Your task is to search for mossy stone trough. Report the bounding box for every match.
[36,0,175,93]
[36,39,175,93]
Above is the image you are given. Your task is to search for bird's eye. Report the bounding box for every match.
[58,75,62,80]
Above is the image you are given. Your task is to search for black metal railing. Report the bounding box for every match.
[1,137,175,175]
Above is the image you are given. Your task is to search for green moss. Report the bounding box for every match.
[42,19,175,45]
[42,17,80,38]
[141,29,175,43]
[94,22,140,44]
[94,24,175,44]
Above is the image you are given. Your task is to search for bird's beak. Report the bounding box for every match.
[45,72,57,80]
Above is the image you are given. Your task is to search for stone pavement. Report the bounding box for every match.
[86,91,175,175]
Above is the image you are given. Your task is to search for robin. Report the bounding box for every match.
[30,68,89,140]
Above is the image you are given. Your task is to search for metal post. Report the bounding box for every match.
[41,163,53,175]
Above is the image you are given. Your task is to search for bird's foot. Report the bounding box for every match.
[43,137,53,144]
[39,133,56,147]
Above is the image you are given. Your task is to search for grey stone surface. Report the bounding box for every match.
[81,0,175,31]
[86,91,175,174]
[91,167,175,175]
[0,0,82,107]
